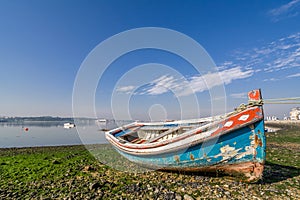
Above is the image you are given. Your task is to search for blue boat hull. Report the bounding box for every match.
[116,120,265,181]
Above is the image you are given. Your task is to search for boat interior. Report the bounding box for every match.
[112,121,211,144]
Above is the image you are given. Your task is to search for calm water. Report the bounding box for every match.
[0,121,116,148]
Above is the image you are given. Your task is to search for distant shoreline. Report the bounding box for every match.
[265,120,300,125]
[0,116,97,123]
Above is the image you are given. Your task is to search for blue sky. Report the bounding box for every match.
[0,0,299,120]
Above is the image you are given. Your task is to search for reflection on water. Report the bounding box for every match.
[0,121,66,128]
[0,120,109,148]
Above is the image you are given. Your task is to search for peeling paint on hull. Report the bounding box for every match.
[159,162,264,183]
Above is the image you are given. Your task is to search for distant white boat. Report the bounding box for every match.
[97,119,107,123]
[64,123,76,129]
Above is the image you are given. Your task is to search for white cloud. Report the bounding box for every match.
[217,61,234,70]
[152,67,253,96]
[219,67,253,84]
[268,0,300,22]
[116,85,135,94]
[287,73,300,78]
[288,33,300,39]
[269,0,300,16]
[263,78,280,82]
[253,47,274,55]
[264,45,300,72]
[178,67,253,96]
[116,67,253,97]
[143,75,185,95]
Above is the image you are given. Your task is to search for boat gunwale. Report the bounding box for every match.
[105,106,264,155]
[107,117,263,156]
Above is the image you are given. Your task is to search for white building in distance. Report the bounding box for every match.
[290,107,300,120]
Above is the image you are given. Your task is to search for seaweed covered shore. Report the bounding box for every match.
[0,122,299,199]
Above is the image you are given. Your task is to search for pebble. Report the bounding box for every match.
[183,194,194,200]
[175,194,182,200]
[89,182,101,190]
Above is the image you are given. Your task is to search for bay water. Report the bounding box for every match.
[0,120,121,148]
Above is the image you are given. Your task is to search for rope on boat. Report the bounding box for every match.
[264,97,300,101]
[232,96,300,115]
[226,95,300,117]
[263,101,300,104]
[262,97,300,104]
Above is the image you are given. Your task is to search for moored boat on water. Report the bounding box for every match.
[64,122,76,129]
[105,89,266,182]
[97,119,107,123]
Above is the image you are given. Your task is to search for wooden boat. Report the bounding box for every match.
[105,89,266,182]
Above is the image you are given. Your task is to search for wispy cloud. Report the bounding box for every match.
[257,33,300,73]
[263,78,280,82]
[221,32,300,81]
[117,67,253,97]
[230,92,247,99]
[287,72,300,78]
[268,0,300,22]
[217,61,234,70]
[116,85,135,94]
[179,67,253,96]
[140,75,183,95]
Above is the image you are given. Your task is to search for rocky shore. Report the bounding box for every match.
[0,123,299,199]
